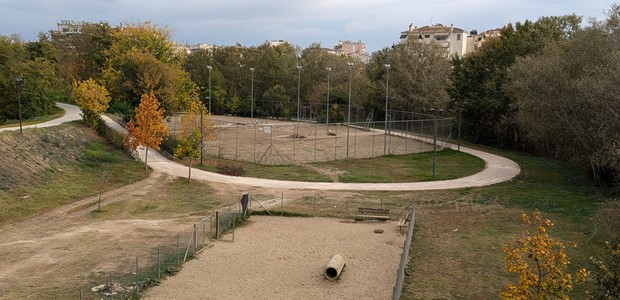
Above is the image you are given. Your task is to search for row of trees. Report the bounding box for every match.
[1,4,620,186]
[450,6,620,186]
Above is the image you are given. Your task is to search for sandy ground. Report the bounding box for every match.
[144,216,405,300]
[0,173,196,299]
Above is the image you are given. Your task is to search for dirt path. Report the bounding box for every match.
[0,172,195,299]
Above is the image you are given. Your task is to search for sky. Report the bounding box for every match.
[0,0,615,53]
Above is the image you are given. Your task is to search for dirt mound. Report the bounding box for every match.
[0,123,99,190]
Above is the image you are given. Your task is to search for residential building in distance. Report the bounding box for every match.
[399,23,471,57]
[333,40,369,63]
[52,20,85,35]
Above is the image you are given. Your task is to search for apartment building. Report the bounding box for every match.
[399,23,471,57]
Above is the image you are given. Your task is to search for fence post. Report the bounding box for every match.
[193,224,198,254]
[313,194,316,217]
[235,123,239,160]
[281,193,284,216]
[314,123,317,162]
[135,256,139,294]
[215,211,220,240]
[80,289,83,300]
[157,244,161,279]
[176,234,180,265]
[209,216,213,243]
[202,220,206,248]
[233,212,236,242]
[345,198,348,218]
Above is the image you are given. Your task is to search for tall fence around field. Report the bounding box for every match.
[167,109,453,166]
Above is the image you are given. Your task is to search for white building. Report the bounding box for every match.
[399,23,470,57]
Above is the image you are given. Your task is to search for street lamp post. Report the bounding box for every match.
[15,77,23,134]
[384,64,391,155]
[296,65,302,134]
[200,102,204,165]
[249,68,255,121]
[346,62,354,159]
[207,65,213,113]
[326,67,331,134]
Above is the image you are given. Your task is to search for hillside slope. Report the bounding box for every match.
[0,122,146,224]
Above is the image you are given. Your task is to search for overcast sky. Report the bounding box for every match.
[0,0,614,53]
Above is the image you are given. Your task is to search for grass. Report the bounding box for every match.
[0,106,64,128]
[319,149,484,183]
[0,131,146,225]
[196,157,333,182]
[194,148,484,183]
[90,178,224,220]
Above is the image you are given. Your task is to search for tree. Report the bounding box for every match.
[448,15,581,147]
[501,210,587,299]
[103,22,196,117]
[588,241,620,299]
[174,100,217,180]
[126,93,168,171]
[72,78,110,128]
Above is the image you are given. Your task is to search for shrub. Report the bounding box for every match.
[217,163,245,176]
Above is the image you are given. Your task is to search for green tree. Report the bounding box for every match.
[448,15,581,147]
[72,78,111,128]
[126,93,168,171]
[103,22,196,117]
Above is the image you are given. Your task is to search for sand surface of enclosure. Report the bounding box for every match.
[144,216,405,300]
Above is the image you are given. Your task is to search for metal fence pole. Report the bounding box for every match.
[202,220,206,248]
[334,125,337,161]
[80,289,83,300]
[135,256,139,294]
[235,123,239,159]
[345,198,348,218]
[313,194,316,217]
[253,123,257,163]
[209,216,213,243]
[281,193,284,216]
[176,234,180,264]
[157,244,161,279]
[314,123,317,163]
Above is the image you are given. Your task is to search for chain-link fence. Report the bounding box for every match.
[165,109,453,166]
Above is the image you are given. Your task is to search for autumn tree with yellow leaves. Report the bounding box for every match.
[72,78,111,128]
[127,94,168,171]
[174,100,217,181]
[501,210,588,299]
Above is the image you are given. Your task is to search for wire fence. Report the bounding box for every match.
[79,191,416,299]
[79,209,246,299]
[167,112,453,166]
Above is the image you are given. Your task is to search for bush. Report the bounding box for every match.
[217,163,245,176]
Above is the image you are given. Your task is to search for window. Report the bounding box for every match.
[457,34,461,41]
[424,34,430,38]
[435,35,448,41]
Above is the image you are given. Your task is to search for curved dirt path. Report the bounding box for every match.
[4,103,520,191]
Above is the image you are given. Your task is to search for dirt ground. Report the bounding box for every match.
[0,173,197,299]
[170,115,433,165]
[144,216,405,300]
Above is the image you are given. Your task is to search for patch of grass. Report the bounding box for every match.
[90,178,223,220]
[197,157,333,182]
[319,149,484,183]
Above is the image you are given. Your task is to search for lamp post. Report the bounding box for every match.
[296,65,302,134]
[207,65,212,113]
[15,77,23,134]
[346,62,354,159]
[249,67,255,121]
[199,101,204,165]
[326,67,331,134]
[384,64,391,155]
